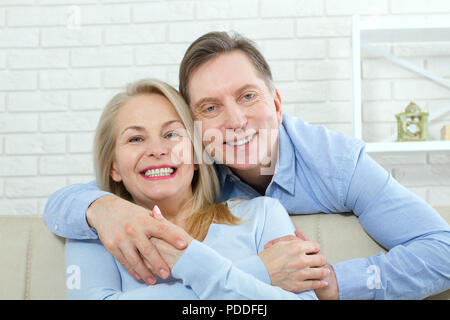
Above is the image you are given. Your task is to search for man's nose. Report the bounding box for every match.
[224,102,247,131]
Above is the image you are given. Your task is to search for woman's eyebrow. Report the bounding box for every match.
[121,120,184,136]
[121,125,145,136]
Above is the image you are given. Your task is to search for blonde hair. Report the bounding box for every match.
[93,78,240,241]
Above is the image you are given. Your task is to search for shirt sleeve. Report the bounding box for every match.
[337,148,450,299]
[43,180,111,240]
[171,197,318,300]
[65,239,199,300]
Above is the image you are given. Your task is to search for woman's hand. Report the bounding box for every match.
[86,195,188,285]
[147,206,194,270]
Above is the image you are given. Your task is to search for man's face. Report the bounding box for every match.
[187,50,282,174]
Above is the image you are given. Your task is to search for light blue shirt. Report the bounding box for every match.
[44,114,450,300]
[65,197,317,300]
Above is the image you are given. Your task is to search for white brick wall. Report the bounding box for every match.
[1,0,450,215]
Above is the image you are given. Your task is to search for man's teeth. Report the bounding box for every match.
[226,133,256,147]
[144,168,175,177]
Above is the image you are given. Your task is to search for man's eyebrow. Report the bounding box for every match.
[192,85,260,110]
[234,84,259,96]
[192,97,219,110]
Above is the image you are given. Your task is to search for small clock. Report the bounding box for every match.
[395,100,428,142]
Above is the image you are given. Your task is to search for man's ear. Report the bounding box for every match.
[110,162,122,182]
[274,88,283,126]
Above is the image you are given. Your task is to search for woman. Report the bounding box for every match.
[65,78,317,300]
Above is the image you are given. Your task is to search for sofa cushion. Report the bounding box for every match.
[0,207,448,300]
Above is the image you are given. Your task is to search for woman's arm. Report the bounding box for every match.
[155,197,318,300]
[65,239,198,300]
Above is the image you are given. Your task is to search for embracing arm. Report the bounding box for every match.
[43,180,109,239]
[45,182,188,284]
[337,148,450,299]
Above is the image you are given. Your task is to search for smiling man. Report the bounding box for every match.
[43,31,450,300]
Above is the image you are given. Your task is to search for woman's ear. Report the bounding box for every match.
[110,162,122,182]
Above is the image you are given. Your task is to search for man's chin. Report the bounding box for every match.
[225,161,260,172]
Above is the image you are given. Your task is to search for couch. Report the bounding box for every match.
[1,207,449,300]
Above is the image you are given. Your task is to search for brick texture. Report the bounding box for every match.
[1,0,450,215]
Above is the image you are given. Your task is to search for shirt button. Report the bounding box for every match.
[54,224,58,230]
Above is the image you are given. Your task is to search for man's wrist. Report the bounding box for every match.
[86,194,116,229]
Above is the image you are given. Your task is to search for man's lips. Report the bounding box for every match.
[224,132,257,147]
[139,165,178,180]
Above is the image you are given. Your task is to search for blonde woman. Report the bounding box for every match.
[65,79,317,299]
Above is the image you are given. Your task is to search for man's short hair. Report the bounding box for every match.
[179,31,274,105]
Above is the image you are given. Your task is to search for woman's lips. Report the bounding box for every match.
[140,165,178,181]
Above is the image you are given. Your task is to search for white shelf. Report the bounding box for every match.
[352,15,450,153]
[366,141,450,153]
[359,16,450,43]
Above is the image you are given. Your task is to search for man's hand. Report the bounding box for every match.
[86,195,188,285]
[258,230,329,293]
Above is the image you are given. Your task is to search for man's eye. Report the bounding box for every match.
[128,136,143,143]
[242,93,255,101]
[205,105,216,112]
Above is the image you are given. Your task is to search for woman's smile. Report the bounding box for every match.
[140,165,178,181]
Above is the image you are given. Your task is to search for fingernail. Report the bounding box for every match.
[160,269,169,279]
[177,240,186,248]
[323,281,328,287]
[153,205,162,216]
[146,277,156,285]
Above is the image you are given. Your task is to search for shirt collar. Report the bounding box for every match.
[270,121,296,196]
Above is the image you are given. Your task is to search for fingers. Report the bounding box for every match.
[295,229,309,241]
[146,209,187,250]
[118,242,158,285]
[134,233,171,280]
[264,235,297,249]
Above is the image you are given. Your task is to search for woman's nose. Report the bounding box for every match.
[146,139,169,158]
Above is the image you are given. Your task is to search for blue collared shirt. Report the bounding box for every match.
[43,114,450,299]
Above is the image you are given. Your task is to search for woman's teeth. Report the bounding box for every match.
[226,133,256,147]
[143,168,175,177]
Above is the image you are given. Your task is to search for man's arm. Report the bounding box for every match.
[43,182,189,284]
[337,148,450,299]
[43,180,109,239]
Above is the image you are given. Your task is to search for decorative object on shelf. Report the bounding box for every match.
[442,125,450,141]
[395,100,429,142]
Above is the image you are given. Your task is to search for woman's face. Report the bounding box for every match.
[110,93,195,207]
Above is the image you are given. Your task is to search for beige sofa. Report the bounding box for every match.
[1,208,449,300]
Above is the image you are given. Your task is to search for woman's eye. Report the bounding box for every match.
[166,131,180,139]
[128,136,143,143]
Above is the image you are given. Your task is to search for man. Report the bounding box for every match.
[44,32,450,299]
